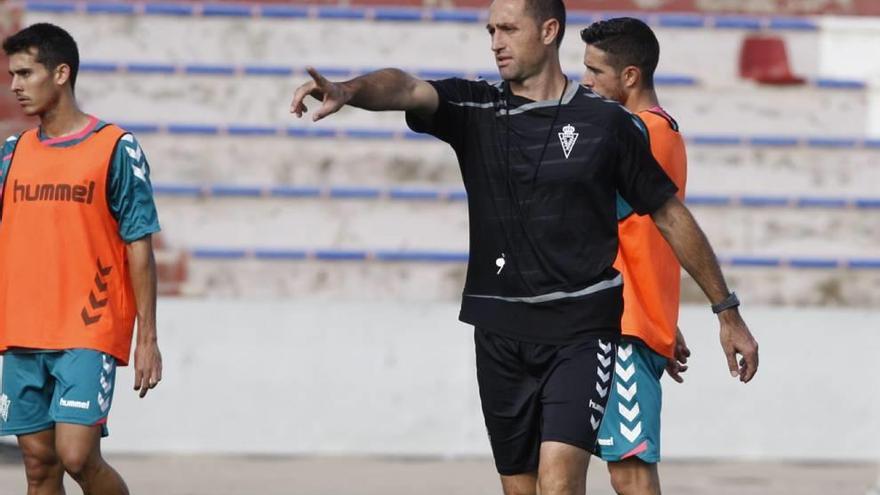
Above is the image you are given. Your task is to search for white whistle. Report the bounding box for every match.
[496,253,506,275]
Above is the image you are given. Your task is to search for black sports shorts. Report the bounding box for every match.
[474,326,619,475]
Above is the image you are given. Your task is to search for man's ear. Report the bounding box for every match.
[54,63,71,87]
[622,65,641,89]
[542,18,560,46]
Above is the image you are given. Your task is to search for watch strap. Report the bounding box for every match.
[712,291,740,314]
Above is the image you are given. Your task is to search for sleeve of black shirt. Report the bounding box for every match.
[614,110,679,215]
[405,78,480,149]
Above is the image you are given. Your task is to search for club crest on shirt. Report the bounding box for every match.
[558,124,578,159]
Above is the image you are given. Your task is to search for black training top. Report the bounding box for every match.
[406,78,677,344]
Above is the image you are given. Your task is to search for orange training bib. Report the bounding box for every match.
[0,125,136,365]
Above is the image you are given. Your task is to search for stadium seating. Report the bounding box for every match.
[739,34,806,84]
[74,65,867,135]
[11,2,880,306]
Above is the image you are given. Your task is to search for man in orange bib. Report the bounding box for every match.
[0,23,162,494]
[581,18,693,494]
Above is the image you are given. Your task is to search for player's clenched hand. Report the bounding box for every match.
[666,326,690,383]
[290,67,350,122]
[718,310,758,383]
[134,340,163,398]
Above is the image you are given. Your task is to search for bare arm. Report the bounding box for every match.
[290,67,439,122]
[651,197,729,302]
[127,235,162,398]
[651,196,759,382]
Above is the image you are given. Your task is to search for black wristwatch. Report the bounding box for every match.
[711,292,740,314]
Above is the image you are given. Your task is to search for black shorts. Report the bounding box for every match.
[474,327,619,475]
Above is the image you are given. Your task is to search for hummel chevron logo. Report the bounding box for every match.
[619,402,640,423]
[0,393,9,422]
[125,141,148,182]
[598,367,611,383]
[618,344,633,361]
[97,392,111,413]
[589,399,606,414]
[132,163,147,183]
[100,374,112,394]
[89,291,108,309]
[590,415,600,430]
[81,308,100,325]
[621,422,642,443]
[82,259,112,326]
[596,383,608,398]
[599,340,612,354]
[597,353,612,368]
[97,259,112,277]
[94,274,108,292]
[616,362,635,382]
[126,145,142,163]
[617,382,638,402]
[102,354,113,374]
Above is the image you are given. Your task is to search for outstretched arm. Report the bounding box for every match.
[290,67,439,122]
[651,196,759,383]
[127,235,162,398]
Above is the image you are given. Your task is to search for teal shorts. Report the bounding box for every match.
[0,349,117,437]
[596,338,667,463]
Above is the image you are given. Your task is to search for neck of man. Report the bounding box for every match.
[508,56,568,102]
[624,87,660,114]
[39,94,90,140]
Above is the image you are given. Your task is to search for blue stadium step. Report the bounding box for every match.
[25,7,824,87]
[131,133,880,197]
[153,197,880,257]
[74,73,868,135]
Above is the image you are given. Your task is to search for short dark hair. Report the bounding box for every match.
[580,17,659,89]
[3,23,80,91]
[524,0,566,47]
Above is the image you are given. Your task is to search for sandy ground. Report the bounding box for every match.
[0,446,877,495]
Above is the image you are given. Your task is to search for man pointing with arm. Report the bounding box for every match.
[291,1,757,493]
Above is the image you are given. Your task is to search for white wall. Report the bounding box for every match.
[818,17,880,136]
[819,17,880,81]
[5,301,876,461]
[819,17,880,136]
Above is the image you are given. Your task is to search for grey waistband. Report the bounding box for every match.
[465,273,622,304]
